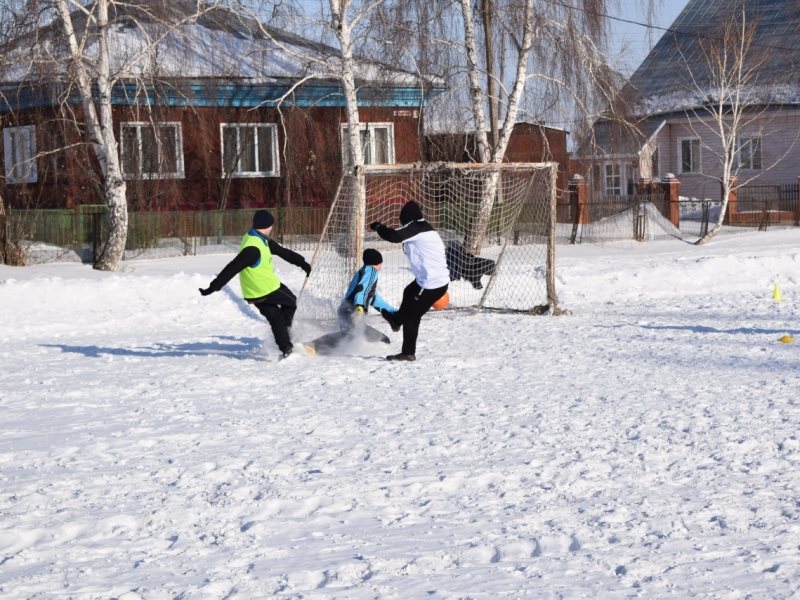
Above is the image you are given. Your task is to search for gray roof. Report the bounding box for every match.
[627,0,800,115]
[3,0,439,88]
[581,117,664,158]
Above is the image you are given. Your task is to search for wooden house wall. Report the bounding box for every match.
[503,123,568,198]
[0,104,423,211]
[424,123,569,199]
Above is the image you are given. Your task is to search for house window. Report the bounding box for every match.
[604,163,622,195]
[679,138,700,173]
[120,122,184,179]
[735,136,762,170]
[221,124,279,177]
[3,125,37,183]
[341,123,395,165]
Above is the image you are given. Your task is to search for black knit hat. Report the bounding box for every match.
[363,248,383,266]
[252,209,275,229]
[399,201,423,225]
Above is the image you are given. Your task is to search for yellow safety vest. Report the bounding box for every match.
[238,232,280,300]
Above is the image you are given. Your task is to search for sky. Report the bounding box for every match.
[609,0,690,75]
[1,225,799,597]
[294,0,691,77]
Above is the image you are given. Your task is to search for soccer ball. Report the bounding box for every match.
[432,291,450,310]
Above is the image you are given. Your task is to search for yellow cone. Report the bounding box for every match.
[773,284,783,302]
[779,334,794,344]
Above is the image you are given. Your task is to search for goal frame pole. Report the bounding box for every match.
[297,173,346,301]
[546,162,559,312]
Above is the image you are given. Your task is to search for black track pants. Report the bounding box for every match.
[395,281,448,355]
[253,284,297,354]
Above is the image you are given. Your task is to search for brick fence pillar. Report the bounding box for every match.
[796,176,800,225]
[661,173,681,228]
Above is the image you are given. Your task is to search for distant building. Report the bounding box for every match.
[578,0,800,202]
[424,122,569,199]
[0,1,443,211]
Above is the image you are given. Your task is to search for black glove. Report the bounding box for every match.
[300,261,312,277]
[369,221,381,231]
[199,286,215,296]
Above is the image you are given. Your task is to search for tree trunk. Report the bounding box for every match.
[461,0,534,254]
[481,0,499,149]
[331,0,365,264]
[95,174,129,269]
[695,181,730,244]
[56,0,128,270]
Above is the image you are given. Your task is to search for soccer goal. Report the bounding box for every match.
[298,162,560,322]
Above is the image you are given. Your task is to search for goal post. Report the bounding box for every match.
[298,162,560,324]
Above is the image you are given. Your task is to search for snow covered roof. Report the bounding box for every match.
[627,0,800,116]
[0,0,443,109]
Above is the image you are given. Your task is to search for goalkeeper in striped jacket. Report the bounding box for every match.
[337,248,396,333]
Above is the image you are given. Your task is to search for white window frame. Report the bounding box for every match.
[735,136,762,170]
[3,125,37,184]
[340,122,395,165]
[220,123,279,177]
[604,162,622,195]
[678,137,701,174]
[120,121,185,180]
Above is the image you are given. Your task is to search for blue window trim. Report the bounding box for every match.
[0,80,444,112]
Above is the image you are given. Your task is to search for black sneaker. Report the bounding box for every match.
[386,353,416,361]
[279,348,293,360]
[381,309,401,332]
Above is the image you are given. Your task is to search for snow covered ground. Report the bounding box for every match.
[1,230,799,598]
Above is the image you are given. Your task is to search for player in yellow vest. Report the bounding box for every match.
[199,210,311,359]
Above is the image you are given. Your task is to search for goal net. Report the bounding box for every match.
[298,162,559,325]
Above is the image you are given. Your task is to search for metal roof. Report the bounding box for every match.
[628,0,800,115]
[0,0,444,111]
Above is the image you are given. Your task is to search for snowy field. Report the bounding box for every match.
[1,230,799,598]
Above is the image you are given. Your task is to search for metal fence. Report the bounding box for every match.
[567,187,799,246]
[3,188,799,265]
[734,183,799,229]
[1,206,329,265]
[569,193,679,244]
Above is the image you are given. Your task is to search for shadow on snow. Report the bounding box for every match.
[42,335,264,360]
[638,324,794,336]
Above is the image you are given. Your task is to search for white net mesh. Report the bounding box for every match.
[298,163,558,326]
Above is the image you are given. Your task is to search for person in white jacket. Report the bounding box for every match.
[370,201,449,361]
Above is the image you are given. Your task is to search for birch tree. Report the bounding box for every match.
[367,0,653,251]
[683,3,788,244]
[328,0,370,260]
[236,1,389,259]
[4,1,222,270]
[54,0,130,270]
[455,0,635,252]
